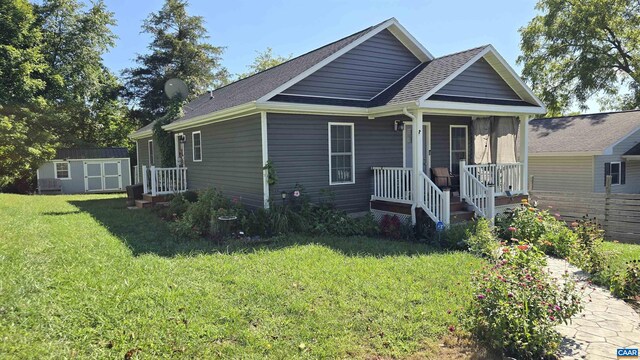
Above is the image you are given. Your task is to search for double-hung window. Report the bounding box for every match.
[605,161,625,185]
[192,131,202,162]
[329,123,355,185]
[55,162,70,179]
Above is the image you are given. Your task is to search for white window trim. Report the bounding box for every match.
[192,131,202,162]
[610,161,621,186]
[328,122,356,185]
[54,161,71,180]
[449,125,469,172]
[148,140,154,166]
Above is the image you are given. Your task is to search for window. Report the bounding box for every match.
[148,140,154,166]
[605,161,626,185]
[328,123,355,185]
[450,125,468,175]
[55,162,70,179]
[192,131,202,162]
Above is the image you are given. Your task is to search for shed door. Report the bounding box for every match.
[84,161,122,192]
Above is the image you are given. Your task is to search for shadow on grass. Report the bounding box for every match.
[42,210,83,216]
[68,197,440,258]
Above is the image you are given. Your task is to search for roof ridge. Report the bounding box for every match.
[533,109,640,121]
[196,23,380,97]
[432,45,489,60]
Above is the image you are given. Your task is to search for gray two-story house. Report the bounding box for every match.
[130,18,546,225]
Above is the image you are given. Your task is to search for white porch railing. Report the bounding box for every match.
[133,165,139,184]
[420,172,450,225]
[371,167,412,204]
[460,162,495,220]
[463,162,525,196]
[142,165,187,196]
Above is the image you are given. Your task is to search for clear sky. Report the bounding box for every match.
[102,0,540,78]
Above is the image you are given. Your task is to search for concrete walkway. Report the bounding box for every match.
[545,257,640,359]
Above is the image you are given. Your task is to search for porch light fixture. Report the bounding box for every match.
[280,190,287,206]
[394,120,404,132]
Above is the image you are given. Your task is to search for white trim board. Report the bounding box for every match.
[529,152,600,157]
[261,112,270,209]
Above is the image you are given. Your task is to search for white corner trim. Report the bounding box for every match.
[603,125,640,155]
[256,18,430,104]
[328,122,356,186]
[129,129,153,140]
[261,111,270,209]
[191,131,202,162]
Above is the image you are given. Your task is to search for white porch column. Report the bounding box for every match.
[412,109,424,207]
[519,115,529,195]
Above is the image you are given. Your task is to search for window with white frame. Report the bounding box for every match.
[605,161,625,185]
[55,162,70,179]
[329,123,355,185]
[192,131,202,162]
[450,125,468,175]
[148,140,154,166]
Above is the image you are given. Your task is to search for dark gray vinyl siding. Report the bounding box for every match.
[267,113,404,213]
[434,58,520,100]
[282,29,420,100]
[425,115,473,170]
[182,114,264,208]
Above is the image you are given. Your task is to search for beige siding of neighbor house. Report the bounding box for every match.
[529,156,594,192]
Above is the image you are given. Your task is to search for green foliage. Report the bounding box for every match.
[439,223,473,250]
[262,159,278,186]
[236,47,292,80]
[464,218,500,260]
[540,223,578,258]
[123,0,229,125]
[465,245,582,359]
[152,99,183,167]
[570,218,607,274]
[169,188,234,239]
[519,0,640,114]
[610,261,640,298]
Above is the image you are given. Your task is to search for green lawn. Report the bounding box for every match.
[597,241,640,286]
[0,194,484,359]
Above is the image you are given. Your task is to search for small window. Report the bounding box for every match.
[605,161,626,185]
[148,140,154,166]
[55,162,70,179]
[192,131,202,162]
[328,123,355,185]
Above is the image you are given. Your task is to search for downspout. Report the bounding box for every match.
[403,107,418,225]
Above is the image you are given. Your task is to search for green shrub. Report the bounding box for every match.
[465,245,582,359]
[570,218,606,274]
[439,222,473,250]
[539,222,578,259]
[168,193,191,218]
[610,261,640,298]
[464,218,500,260]
[169,188,238,239]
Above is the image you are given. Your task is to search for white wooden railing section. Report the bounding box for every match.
[371,167,450,225]
[142,165,187,196]
[460,161,495,220]
[372,167,413,204]
[463,162,524,196]
[420,172,450,225]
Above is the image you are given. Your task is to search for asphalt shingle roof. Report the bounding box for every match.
[529,110,640,154]
[55,147,129,159]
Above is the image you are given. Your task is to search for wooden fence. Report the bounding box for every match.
[530,181,640,243]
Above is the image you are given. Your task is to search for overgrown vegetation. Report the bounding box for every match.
[0,193,484,358]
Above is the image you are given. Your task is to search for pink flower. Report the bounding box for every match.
[508,226,517,232]
[448,325,455,332]
[477,294,486,300]
[293,190,300,197]
[549,316,556,321]
[507,293,514,298]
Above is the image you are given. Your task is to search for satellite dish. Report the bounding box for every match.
[164,78,189,100]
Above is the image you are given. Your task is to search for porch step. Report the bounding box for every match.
[450,201,465,212]
[135,199,153,209]
[142,193,171,203]
[450,210,475,224]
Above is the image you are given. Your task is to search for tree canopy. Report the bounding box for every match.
[123,0,228,126]
[519,0,640,115]
[237,47,292,80]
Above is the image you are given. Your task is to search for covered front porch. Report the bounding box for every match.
[370,110,530,225]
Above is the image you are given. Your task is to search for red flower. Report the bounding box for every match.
[517,244,530,251]
[508,226,517,232]
[448,325,455,332]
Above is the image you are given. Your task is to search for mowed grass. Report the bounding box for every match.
[598,241,640,283]
[0,194,484,359]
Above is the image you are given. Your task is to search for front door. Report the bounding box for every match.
[404,123,431,172]
[174,133,186,167]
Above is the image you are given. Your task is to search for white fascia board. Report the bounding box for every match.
[386,19,433,61]
[529,151,601,157]
[622,155,640,160]
[603,125,640,155]
[129,130,153,140]
[162,103,258,131]
[421,100,546,116]
[258,102,368,116]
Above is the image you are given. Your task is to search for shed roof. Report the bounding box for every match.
[55,147,129,159]
[529,110,640,154]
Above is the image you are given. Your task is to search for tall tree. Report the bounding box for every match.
[0,0,55,187]
[237,47,292,80]
[519,0,640,115]
[36,0,132,148]
[123,0,228,125]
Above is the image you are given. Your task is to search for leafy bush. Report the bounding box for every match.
[168,193,191,218]
[464,218,500,260]
[169,188,240,239]
[539,222,578,259]
[570,218,606,274]
[465,245,582,359]
[380,215,402,239]
[610,261,640,299]
[438,222,474,250]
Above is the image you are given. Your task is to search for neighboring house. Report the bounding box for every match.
[130,18,546,225]
[37,148,131,194]
[529,110,640,194]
